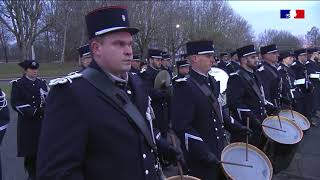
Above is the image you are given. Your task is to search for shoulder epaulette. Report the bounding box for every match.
[49,72,82,86]
[257,66,264,72]
[175,77,188,83]
[10,78,21,84]
[277,66,282,71]
[291,62,296,66]
[229,72,238,76]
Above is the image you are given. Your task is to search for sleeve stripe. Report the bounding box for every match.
[0,124,8,131]
[237,108,251,121]
[185,133,203,151]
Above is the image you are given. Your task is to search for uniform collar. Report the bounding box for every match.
[190,69,209,84]
[24,75,36,82]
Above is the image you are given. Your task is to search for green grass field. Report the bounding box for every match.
[0,62,79,79]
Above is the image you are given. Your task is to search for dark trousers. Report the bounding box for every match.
[24,156,36,179]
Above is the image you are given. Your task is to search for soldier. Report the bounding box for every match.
[225,51,240,74]
[78,44,92,69]
[172,40,249,180]
[0,88,10,180]
[161,52,173,79]
[256,44,281,108]
[130,55,142,74]
[226,45,276,148]
[140,49,171,138]
[277,51,304,112]
[10,60,48,180]
[291,49,314,122]
[217,52,229,71]
[172,60,190,84]
[36,7,182,180]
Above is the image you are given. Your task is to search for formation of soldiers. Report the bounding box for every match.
[2,5,320,180]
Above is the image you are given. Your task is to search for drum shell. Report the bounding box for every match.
[166,175,201,180]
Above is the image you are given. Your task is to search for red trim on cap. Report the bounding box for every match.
[87,6,127,16]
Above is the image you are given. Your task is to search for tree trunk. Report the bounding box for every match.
[60,23,68,64]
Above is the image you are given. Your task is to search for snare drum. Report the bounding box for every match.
[278,110,310,131]
[221,142,273,180]
[262,116,303,145]
[261,116,303,173]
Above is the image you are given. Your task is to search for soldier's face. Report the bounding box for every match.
[264,52,279,63]
[283,56,294,65]
[246,54,259,69]
[298,54,307,63]
[198,54,215,73]
[131,60,141,70]
[151,58,162,69]
[91,31,133,75]
[231,55,238,62]
[178,66,190,75]
[80,56,92,67]
[25,68,39,79]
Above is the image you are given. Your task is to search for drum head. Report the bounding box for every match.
[166,175,201,180]
[279,110,310,131]
[221,143,273,180]
[262,116,303,144]
[209,67,229,93]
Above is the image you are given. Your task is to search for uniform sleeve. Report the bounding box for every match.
[0,90,10,145]
[226,75,258,123]
[171,82,212,163]
[37,85,87,180]
[10,81,37,118]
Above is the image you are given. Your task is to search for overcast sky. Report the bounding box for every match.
[228,1,320,38]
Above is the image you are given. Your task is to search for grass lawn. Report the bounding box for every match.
[0,62,80,79]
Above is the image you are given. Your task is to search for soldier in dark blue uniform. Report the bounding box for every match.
[291,49,314,122]
[78,44,92,69]
[226,45,277,148]
[225,51,240,74]
[306,48,320,125]
[0,89,10,180]
[161,52,174,79]
[277,51,304,112]
[172,60,190,85]
[130,54,143,74]
[140,49,171,139]
[217,52,229,71]
[36,7,181,180]
[172,40,249,180]
[256,44,281,109]
[10,60,48,180]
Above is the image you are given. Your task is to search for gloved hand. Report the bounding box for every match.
[251,118,262,129]
[34,107,45,119]
[203,152,220,167]
[239,126,253,136]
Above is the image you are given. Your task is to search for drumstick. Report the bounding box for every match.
[262,124,286,132]
[169,132,184,180]
[277,114,283,129]
[246,117,249,161]
[290,105,295,119]
[220,161,253,168]
[274,99,283,129]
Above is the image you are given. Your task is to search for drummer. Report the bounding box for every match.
[172,40,250,180]
[277,50,304,112]
[225,51,240,74]
[226,45,277,148]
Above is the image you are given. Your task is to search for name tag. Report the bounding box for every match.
[294,78,305,85]
[310,74,320,79]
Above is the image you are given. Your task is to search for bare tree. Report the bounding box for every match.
[306,26,320,47]
[0,0,54,61]
[257,30,302,50]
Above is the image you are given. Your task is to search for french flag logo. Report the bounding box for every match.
[280,10,305,19]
